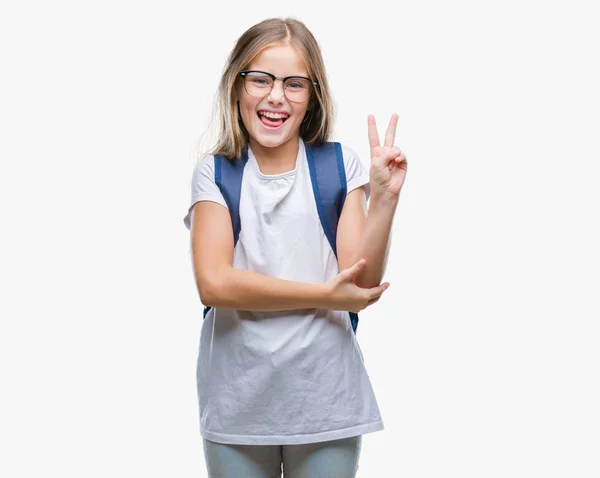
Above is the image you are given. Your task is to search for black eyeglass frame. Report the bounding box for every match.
[238,70,319,101]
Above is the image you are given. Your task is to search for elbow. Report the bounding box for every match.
[197,278,222,308]
[197,281,216,308]
[199,263,236,308]
[196,270,228,308]
[353,266,385,289]
[354,276,381,290]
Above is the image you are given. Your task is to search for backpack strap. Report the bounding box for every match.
[305,142,347,256]
[306,142,359,333]
[202,150,249,319]
[215,150,249,247]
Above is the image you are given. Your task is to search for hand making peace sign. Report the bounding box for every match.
[368,113,408,198]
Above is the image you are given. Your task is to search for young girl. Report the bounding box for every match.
[183,17,407,477]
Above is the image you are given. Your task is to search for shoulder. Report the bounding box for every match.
[187,154,229,218]
[329,142,366,174]
[337,142,370,199]
[192,154,216,179]
[339,142,359,162]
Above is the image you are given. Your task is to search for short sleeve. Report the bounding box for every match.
[183,155,229,230]
[341,144,371,201]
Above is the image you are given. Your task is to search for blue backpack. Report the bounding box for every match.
[203,141,360,334]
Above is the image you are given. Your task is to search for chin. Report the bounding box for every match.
[251,126,300,149]
[254,135,288,149]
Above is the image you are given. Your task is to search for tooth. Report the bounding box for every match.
[258,111,288,120]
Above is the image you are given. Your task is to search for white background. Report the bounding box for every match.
[1,0,599,476]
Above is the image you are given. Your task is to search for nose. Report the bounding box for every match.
[267,79,286,104]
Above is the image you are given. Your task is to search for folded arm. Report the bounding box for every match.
[190,200,330,312]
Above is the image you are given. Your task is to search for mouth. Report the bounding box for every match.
[257,110,290,129]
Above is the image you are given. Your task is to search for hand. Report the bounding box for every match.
[325,259,390,313]
[368,113,408,197]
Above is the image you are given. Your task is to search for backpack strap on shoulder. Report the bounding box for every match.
[214,149,249,247]
[305,142,347,257]
[202,150,249,319]
[306,141,359,333]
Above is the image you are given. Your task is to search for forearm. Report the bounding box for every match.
[353,191,400,288]
[201,267,329,312]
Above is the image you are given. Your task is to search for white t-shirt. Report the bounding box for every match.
[183,137,383,445]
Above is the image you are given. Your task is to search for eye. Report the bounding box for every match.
[251,77,271,86]
[285,79,309,90]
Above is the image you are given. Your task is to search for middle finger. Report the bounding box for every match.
[384,113,399,148]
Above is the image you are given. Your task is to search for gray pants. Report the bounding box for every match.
[202,435,362,477]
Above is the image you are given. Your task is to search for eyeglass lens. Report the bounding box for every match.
[243,72,311,103]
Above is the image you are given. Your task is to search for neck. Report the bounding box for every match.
[249,137,300,174]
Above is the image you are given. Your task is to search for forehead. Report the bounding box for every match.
[248,43,308,77]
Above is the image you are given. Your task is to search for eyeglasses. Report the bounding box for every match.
[239,70,318,103]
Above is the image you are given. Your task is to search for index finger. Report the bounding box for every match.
[368,282,390,300]
[384,113,399,148]
[367,115,380,151]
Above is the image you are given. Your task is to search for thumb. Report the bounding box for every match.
[345,259,366,279]
[372,147,400,170]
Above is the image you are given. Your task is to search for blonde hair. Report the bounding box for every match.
[198,17,335,162]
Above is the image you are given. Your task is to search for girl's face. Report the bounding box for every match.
[238,43,311,150]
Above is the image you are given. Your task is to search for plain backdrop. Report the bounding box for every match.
[1,0,599,476]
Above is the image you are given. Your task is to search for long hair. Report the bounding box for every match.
[200,17,335,162]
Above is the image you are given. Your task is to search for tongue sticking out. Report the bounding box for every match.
[259,114,285,127]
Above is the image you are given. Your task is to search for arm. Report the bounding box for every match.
[191,200,330,312]
[336,188,399,289]
[336,113,408,288]
[206,269,330,312]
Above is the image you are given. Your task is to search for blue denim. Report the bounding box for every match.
[202,435,362,477]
